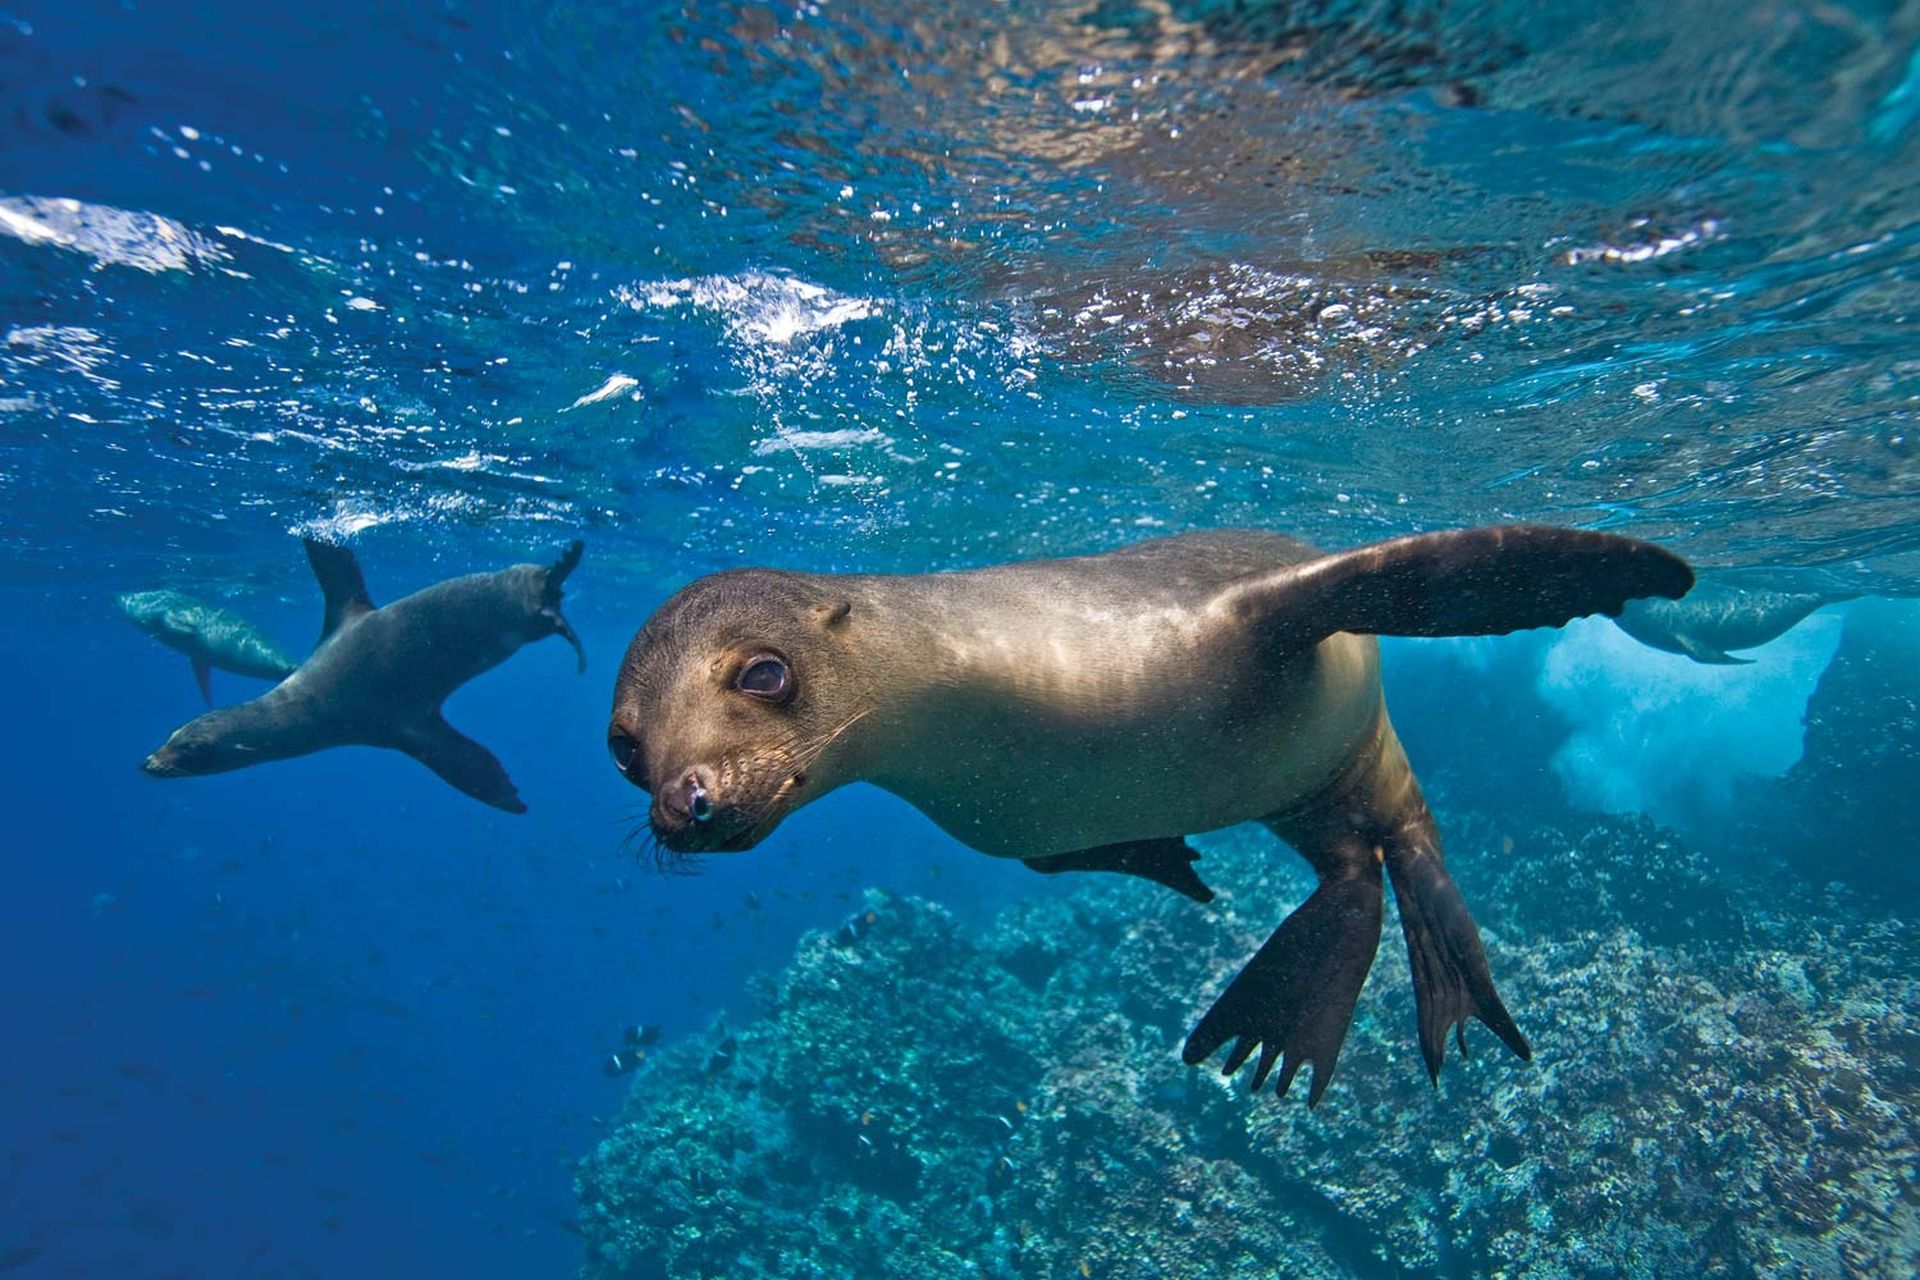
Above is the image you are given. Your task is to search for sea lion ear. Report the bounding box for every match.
[811,599,852,629]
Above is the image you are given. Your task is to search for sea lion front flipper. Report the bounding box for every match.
[1381,834,1531,1081]
[190,656,213,705]
[1675,635,1754,665]
[395,715,527,814]
[1182,858,1382,1106]
[1215,525,1694,647]
[303,538,377,644]
[1023,837,1215,903]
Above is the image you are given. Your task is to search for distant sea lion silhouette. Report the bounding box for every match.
[143,539,586,812]
[1611,580,1854,664]
[119,589,297,703]
[607,524,1693,1105]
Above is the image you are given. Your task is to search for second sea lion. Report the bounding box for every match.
[1611,578,1854,664]
[606,525,1693,1104]
[119,589,297,703]
[143,538,587,812]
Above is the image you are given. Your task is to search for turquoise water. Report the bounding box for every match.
[2,2,1916,1277]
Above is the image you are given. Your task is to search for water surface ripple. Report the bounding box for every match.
[1,0,1915,589]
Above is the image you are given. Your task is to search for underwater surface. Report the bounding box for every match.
[1,0,1917,1276]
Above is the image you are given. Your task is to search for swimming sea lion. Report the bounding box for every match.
[1611,579,1854,664]
[119,589,297,703]
[143,539,586,812]
[607,524,1693,1104]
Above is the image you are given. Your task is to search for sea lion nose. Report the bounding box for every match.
[657,768,716,826]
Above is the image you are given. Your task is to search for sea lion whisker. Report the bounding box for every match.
[608,802,652,828]
[789,705,874,772]
[622,822,702,876]
[717,710,874,847]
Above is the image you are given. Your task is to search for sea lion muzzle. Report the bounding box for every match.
[650,766,734,848]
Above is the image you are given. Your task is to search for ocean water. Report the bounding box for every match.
[1,1,1916,1277]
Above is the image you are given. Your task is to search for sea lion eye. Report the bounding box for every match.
[607,732,637,773]
[736,654,790,700]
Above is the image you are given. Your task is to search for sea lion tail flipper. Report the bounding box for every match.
[1381,838,1530,1081]
[303,539,377,644]
[1023,837,1215,903]
[190,656,212,705]
[1215,525,1694,646]
[1181,865,1382,1106]
[541,541,587,673]
[546,539,585,590]
[396,715,527,814]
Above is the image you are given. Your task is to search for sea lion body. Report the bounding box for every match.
[1613,581,1852,664]
[143,541,586,812]
[610,524,1693,1104]
[119,589,297,701]
[825,532,1381,857]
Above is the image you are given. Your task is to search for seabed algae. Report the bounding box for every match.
[576,808,1918,1279]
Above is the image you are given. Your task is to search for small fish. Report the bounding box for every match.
[119,588,297,703]
[0,1228,46,1274]
[704,1036,737,1076]
[622,1024,661,1048]
[602,1050,646,1077]
[834,909,879,947]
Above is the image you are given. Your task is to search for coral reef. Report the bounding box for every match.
[1736,598,1920,898]
[577,812,1919,1279]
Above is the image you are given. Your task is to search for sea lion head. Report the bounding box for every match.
[118,589,201,645]
[607,569,863,856]
[496,540,588,672]
[141,710,255,778]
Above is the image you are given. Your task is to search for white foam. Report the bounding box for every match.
[618,271,875,347]
[752,427,890,454]
[0,195,230,273]
[1535,611,1844,832]
[565,374,639,409]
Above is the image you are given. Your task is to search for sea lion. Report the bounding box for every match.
[119,589,297,703]
[1611,579,1854,664]
[143,538,586,812]
[606,524,1693,1104]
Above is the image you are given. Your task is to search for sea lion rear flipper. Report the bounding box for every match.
[1675,635,1754,665]
[1214,525,1694,647]
[1182,859,1382,1106]
[303,538,377,644]
[1381,835,1531,1081]
[396,715,527,814]
[190,656,212,705]
[1023,837,1215,903]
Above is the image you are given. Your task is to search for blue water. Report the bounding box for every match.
[2,0,1916,1276]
